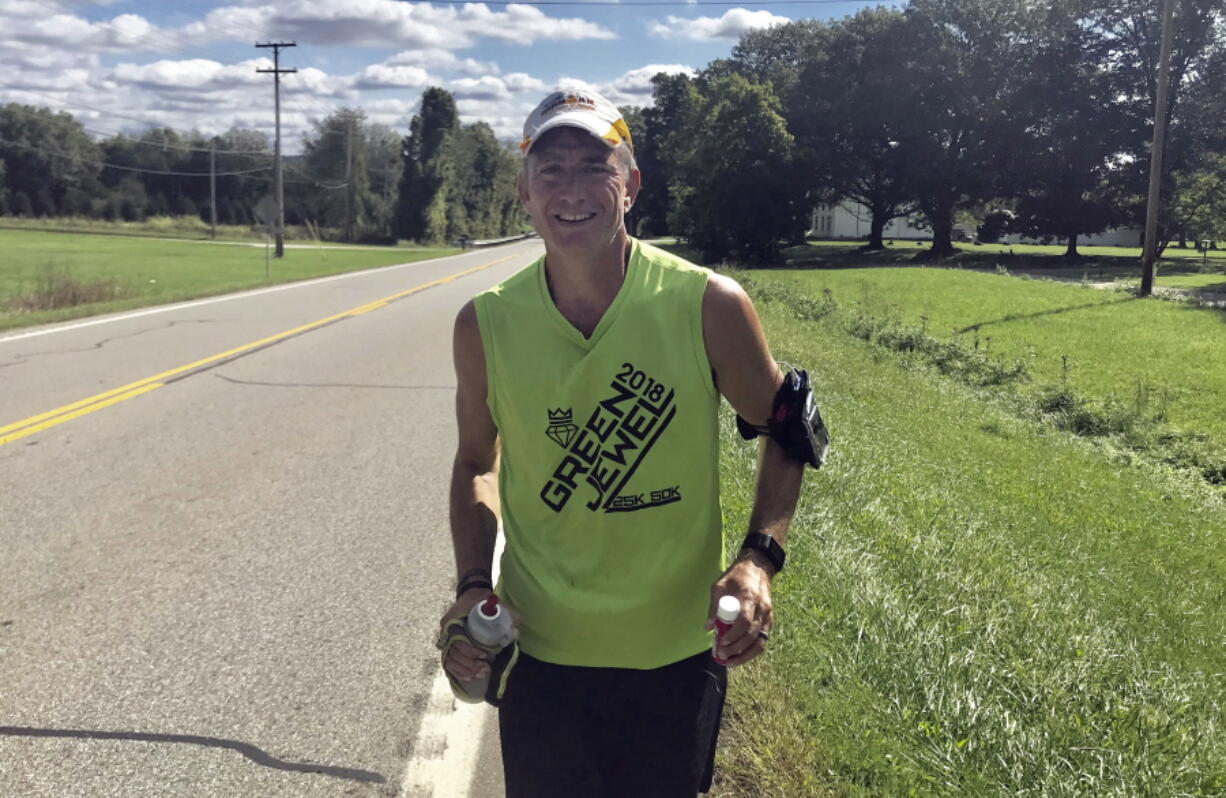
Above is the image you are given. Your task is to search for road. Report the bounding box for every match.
[0,239,543,797]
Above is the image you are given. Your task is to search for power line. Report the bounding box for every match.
[0,103,273,157]
[3,90,277,156]
[0,135,272,177]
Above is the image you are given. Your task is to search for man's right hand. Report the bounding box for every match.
[438,588,520,683]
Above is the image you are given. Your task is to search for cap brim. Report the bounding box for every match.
[523,113,624,152]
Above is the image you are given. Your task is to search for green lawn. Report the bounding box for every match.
[0,229,458,332]
[762,267,1226,446]
[711,280,1226,797]
[779,240,1226,288]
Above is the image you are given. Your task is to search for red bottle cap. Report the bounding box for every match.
[480,595,500,617]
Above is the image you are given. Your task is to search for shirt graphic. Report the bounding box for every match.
[540,361,680,513]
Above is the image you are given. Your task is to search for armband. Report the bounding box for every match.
[736,367,829,469]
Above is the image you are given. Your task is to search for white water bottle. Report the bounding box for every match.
[459,594,517,701]
[712,595,740,665]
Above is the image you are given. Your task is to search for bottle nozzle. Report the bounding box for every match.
[480,594,500,617]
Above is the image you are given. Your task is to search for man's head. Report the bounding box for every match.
[518,86,641,254]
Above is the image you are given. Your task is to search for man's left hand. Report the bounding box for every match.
[705,553,774,667]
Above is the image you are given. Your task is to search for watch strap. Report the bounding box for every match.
[740,532,785,574]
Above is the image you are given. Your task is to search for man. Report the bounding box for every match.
[438,84,823,797]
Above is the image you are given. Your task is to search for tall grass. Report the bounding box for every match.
[711,286,1226,797]
[5,263,131,312]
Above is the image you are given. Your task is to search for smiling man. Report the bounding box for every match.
[437,85,825,797]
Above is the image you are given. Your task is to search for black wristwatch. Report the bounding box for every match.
[740,533,786,575]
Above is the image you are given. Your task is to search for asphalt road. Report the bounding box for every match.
[0,240,543,797]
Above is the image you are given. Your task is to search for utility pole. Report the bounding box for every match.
[256,41,296,258]
[209,142,217,240]
[345,118,354,243]
[1140,0,1176,297]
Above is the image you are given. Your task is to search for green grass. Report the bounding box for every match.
[710,282,1226,797]
[0,229,458,332]
[0,214,320,243]
[759,267,1226,449]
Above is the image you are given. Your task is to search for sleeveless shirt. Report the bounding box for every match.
[473,238,723,669]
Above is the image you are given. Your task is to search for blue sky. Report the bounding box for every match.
[0,0,901,151]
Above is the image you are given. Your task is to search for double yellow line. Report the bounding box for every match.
[0,256,512,448]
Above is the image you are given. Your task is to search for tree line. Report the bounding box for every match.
[621,0,1225,261]
[0,96,527,244]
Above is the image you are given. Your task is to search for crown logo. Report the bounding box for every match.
[545,408,578,449]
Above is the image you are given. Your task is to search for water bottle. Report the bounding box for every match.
[712,595,740,665]
[457,594,517,702]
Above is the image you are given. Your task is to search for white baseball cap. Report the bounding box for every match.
[520,85,633,154]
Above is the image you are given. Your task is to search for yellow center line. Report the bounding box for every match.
[0,255,514,448]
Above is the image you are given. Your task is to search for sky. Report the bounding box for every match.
[0,0,902,153]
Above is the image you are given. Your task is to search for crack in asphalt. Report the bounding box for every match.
[2,319,216,364]
[214,373,454,391]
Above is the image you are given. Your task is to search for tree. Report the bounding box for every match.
[895,0,1036,257]
[1009,0,1130,256]
[1089,0,1226,247]
[668,75,807,263]
[300,108,376,241]
[396,88,460,244]
[791,8,917,249]
[634,72,702,237]
[0,104,101,216]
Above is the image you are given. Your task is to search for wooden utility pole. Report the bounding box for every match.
[345,118,354,243]
[209,143,217,240]
[256,41,297,258]
[1140,0,1176,297]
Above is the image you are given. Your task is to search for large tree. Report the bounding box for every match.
[667,74,807,263]
[300,108,377,241]
[1009,0,1131,256]
[896,0,1036,257]
[0,104,101,217]
[791,8,917,249]
[396,87,460,244]
[1090,0,1226,249]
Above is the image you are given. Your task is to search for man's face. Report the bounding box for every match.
[518,127,640,255]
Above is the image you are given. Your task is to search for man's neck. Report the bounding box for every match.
[542,231,632,336]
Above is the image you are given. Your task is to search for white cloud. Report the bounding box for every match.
[2,10,180,52]
[649,9,790,41]
[503,73,548,93]
[597,64,695,105]
[184,0,615,50]
[112,59,263,90]
[386,48,497,76]
[355,64,432,89]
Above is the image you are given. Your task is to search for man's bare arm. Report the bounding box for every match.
[450,300,500,582]
[442,300,503,682]
[702,273,805,666]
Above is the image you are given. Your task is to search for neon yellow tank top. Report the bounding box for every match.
[474,239,723,669]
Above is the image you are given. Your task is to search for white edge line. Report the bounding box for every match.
[398,531,506,798]
[0,244,533,346]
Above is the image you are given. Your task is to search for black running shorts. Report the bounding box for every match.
[498,650,727,798]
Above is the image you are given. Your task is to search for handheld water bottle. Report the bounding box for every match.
[712,595,740,665]
[457,594,517,702]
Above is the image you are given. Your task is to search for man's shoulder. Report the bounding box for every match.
[635,239,711,279]
[476,257,542,306]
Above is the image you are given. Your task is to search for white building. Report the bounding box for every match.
[810,202,935,241]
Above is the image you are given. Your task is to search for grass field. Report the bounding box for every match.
[709,278,1226,797]
[765,267,1226,447]
[784,240,1226,289]
[0,229,458,332]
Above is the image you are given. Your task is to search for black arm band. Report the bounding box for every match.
[736,367,829,469]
